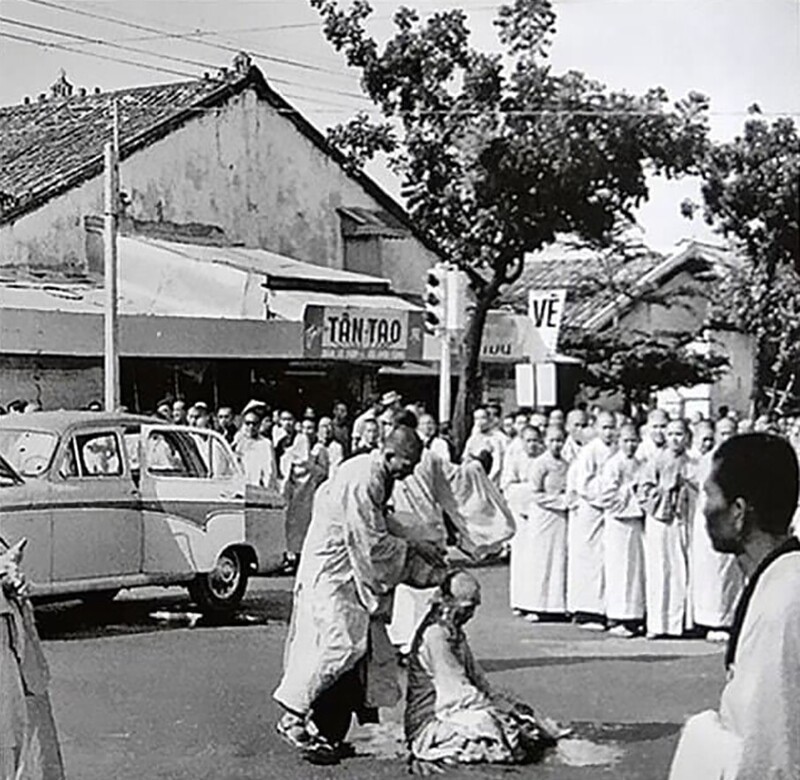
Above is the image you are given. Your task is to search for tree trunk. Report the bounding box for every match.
[452,294,492,454]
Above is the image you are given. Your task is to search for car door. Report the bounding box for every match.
[139,425,247,575]
[50,427,143,580]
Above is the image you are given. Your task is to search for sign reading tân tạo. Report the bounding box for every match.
[303,305,424,361]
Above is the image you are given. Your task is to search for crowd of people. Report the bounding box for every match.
[4,389,800,776]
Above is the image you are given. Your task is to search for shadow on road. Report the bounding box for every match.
[34,589,293,641]
[480,654,693,672]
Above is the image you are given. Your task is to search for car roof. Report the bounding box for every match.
[0,410,160,435]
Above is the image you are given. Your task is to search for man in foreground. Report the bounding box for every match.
[273,424,447,764]
[405,570,561,772]
[669,433,800,780]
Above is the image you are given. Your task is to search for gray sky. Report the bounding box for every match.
[2,0,799,250]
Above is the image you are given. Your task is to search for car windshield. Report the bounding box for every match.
[0,429,58,477]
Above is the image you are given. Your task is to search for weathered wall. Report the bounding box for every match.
[0,88,435,293]
[0,356,102,411]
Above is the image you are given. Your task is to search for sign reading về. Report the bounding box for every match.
[303,305,424,361]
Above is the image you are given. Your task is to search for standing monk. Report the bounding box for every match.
[1,540,65,780]
[601,423,646,637]
[640,418,696,638]
[689,418,744,641]
[281,419,330,571]
[503,426,567,621]
[273,425,446,765]
[568,411,616,629]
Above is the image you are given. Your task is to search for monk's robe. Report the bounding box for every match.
[567,437,614,616]
[273,451,443,740]
[689,452,744,629]
[600,451,646,622]
[503,449,568,615]
[405,607,557,766]
[639,449,696,636]
[670,540,800,780]
[387,453,515,652]
[280,434,329,556]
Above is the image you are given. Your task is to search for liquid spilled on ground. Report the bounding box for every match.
[348,722,623,768]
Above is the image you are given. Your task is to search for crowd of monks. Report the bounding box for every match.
[493,407,749,639]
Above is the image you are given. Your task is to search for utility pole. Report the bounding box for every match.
[103,100,120,411]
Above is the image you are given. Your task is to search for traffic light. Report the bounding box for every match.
[424,263,448,334]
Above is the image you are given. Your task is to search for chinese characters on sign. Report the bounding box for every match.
[303,305,424,361]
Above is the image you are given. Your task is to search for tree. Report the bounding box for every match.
[690,111,800,413]
[310,0,710,448]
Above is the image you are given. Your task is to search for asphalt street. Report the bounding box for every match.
[35,565,727,780]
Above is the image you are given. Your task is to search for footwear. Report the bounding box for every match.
[524,613,541,623]
[706,630,729,643]
[512,608,525,617]
[608,624,636,638]
[301,740,340,766]
[276,713,313,750]
[578,621,606,632]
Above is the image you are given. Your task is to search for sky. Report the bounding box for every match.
[1,0,799,252]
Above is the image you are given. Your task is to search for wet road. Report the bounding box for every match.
[37,566,726,779]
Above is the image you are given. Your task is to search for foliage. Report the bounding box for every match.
[562,327,729,408]
[310,0,710,444]
[691,112,800,412]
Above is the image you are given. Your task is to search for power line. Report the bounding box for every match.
[0,30,201,80]
[0,16,372,103]
[0,16,219,72]
[16,0,349,75]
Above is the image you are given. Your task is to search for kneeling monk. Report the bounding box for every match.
[405,571,560,771]
[273,424,447,764]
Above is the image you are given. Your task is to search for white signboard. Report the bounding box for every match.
[482,311,549,362]
[529,288,567,354]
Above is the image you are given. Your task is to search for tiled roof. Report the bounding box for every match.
[0,73,241,224]
[0,63,442,257]
[500,240,670,330]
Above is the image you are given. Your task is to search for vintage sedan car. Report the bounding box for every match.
[0,411,285,611]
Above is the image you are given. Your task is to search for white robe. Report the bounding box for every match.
[670,549,800,780]
[387,453,516,651]
[503,450,568,614]
[274,452,438,715]
[234,435,277,489]
[280,436,329,555]
[601,452,646,621]
[567,438,614,615]
[640,450,696,636]
[689,453,744,629]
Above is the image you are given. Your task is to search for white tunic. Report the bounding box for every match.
[503,450,568,613]
[567,438,614,615]
[670,548,800,780]
[600,451,646,621]
[689,453,744,629]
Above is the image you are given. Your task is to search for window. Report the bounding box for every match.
[74,432,123,477]
[188,431,237,479]
[123,428,142,483]
[0,429,58,477]
[145,430,209,478]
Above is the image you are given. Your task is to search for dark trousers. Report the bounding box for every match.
[310,661,376,743]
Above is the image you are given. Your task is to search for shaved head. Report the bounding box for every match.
[383,424,423,479]
[648,409,669,424]
[442,570,481,606]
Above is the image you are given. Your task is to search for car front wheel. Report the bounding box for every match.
[188,548,249,613]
